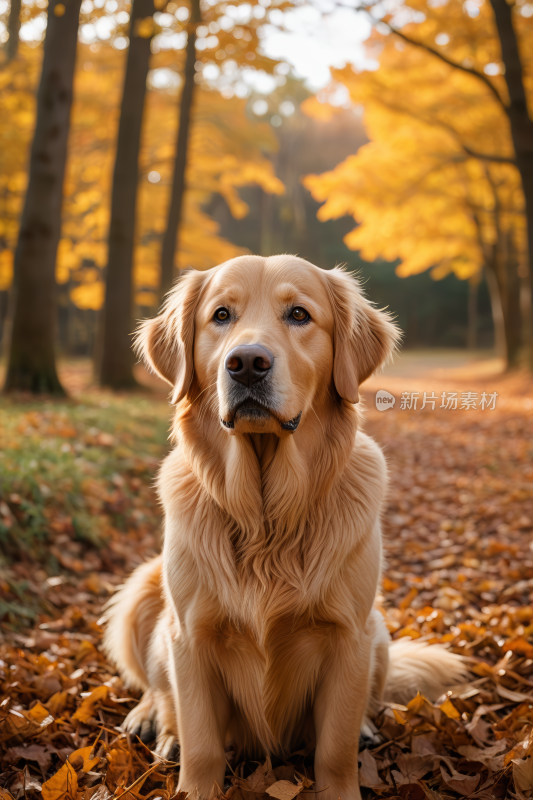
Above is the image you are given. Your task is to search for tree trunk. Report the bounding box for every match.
[3,0,81,395]
[488,0,533,368]
[159,0,201,300]
[5,0,21,63]
[98,0,155,388]
[485,263,507,363]
[504,231,522,367]
[467,277,478,351]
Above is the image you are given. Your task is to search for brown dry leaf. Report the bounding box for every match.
[0,705,53,742]
[465,703,507,746]
[440,763,480,796]
[0,790,15,800]
[358,748,382,788]
[392,753,434,784]
[513,757,533,796]
[72,684,109,723]
[458,738,509,769]
[239,758,277,795]
[4,742,54,774]
[265,781,303,800]
[496,685,533,703]
[41,760,78,800]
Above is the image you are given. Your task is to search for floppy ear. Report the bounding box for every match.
[134,269,207,404]
[324,267,401,404]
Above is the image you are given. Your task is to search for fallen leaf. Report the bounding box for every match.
[439,698,460,719]
[513,756,533,794]
[69,744,100,772]
[392,753,434,785]
[458,738,509,766]
[496,685,533,703]
[41,760,78,800]
[72,685,108,723]
[440,764,480,797]
[266,780,303,800]
[358,748,381,788]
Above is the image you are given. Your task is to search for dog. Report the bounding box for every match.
[104,255,466,800]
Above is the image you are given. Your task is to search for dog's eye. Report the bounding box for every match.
[290,307,310,323]
[214,307,230,323]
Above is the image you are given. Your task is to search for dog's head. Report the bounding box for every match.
[135,255,400,436]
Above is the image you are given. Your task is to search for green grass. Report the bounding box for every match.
[0,394,171,626]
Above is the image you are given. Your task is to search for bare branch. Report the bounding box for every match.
[462,146,515,165]
[363,11,508,111]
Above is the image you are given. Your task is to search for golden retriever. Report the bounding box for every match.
[104,255,465,799]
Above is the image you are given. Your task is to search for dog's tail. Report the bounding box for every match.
[385,637,469,705]
[102,555,163,691]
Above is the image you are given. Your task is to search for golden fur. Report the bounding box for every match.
[104,255,466,799]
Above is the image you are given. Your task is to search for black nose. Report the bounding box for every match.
[225,344,273,387]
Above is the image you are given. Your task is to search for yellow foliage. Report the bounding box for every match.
[301,96,345,122]
[1,41,284,310]
[304,0,531,281]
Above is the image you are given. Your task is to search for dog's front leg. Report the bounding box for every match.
[169,634,230,798]
[313,629,372,800]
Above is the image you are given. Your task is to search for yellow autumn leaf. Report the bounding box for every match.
[69,744,100,773]
[440,698,461,719]
[72,685,109,723]
[41,760,78,800]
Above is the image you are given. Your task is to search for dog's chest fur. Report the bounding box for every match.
[158,426,387,750]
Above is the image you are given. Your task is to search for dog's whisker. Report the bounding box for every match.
[198,390,219,425]
[310,405,325,436]
[189,381,218,408]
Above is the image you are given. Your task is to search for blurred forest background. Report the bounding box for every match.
[0,0,531,395]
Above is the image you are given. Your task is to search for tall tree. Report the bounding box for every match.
[364,0,533,365]
[157,0,281,298]
[303,79,524,368]
[97,0,155,389]
[4,0,21,64]
[3,0,82,394]
[159,0,201,299]
[487,0,533,367]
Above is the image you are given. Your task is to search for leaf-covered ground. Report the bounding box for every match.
[1,357,533,800]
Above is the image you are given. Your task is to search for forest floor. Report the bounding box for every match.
[1,352,533,800]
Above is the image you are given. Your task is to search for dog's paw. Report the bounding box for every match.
[122,691,157,743]
[154,732,179,762]
[359,717,381,750]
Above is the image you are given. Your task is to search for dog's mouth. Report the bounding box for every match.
[221,399,301,433]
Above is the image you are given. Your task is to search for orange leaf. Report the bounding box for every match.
[41,760,78,800]
[69,744,100,773]
[382,576,400,592]
[72,685,109,723]
[28,701,53,724]
[502,638,533,659]
[440,698,460,720]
